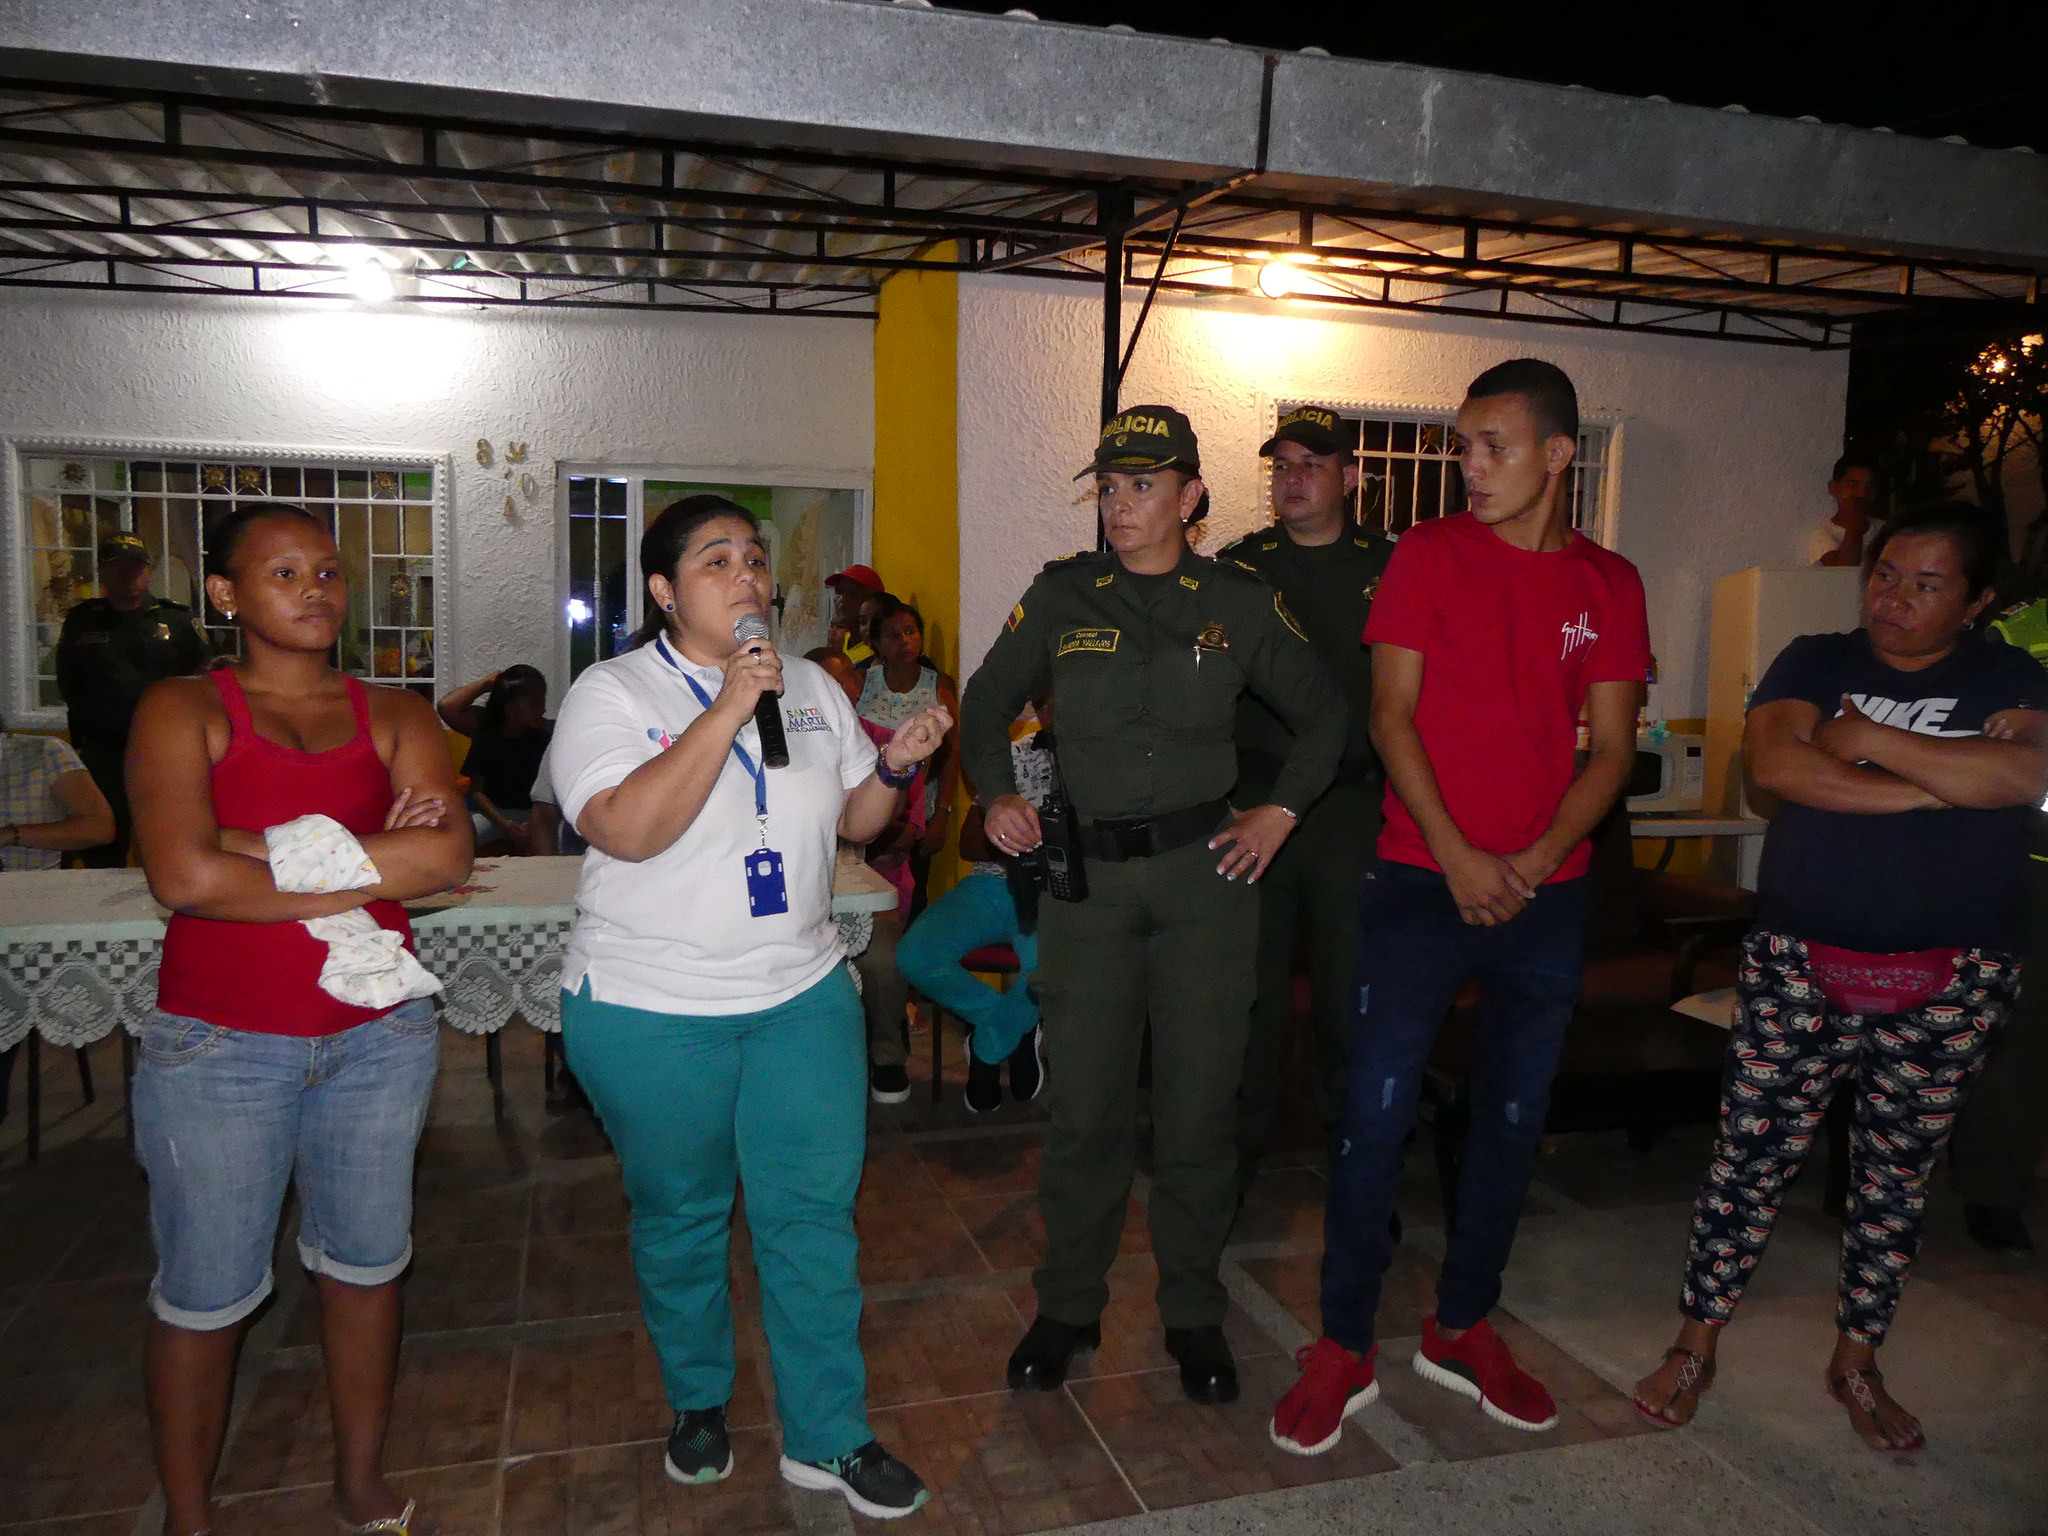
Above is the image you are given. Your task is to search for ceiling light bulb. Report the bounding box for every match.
[1257,260,1297,299]
[347,261,396,304]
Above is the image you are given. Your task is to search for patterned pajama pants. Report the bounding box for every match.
[1682,931,2020,1345]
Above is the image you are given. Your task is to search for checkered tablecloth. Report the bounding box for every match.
[0,855,894,1048]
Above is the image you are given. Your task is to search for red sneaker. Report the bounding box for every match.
[1268,1338,1379,1456]
[1412,1316,1558,1431]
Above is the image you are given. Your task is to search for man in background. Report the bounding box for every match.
[1219,406,1392,1196]
[56,533,208,866]
[1949,586,2048,1253]
[1807,453,1884,567]
[825,563,886,667]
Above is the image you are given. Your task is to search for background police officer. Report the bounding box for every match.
[1949,586,2048,1253]
[962,405,1342,1406]
[1219,406,1393,1195]
[56,533,209,865]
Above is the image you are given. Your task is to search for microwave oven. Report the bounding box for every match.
[1627,731,1705,814]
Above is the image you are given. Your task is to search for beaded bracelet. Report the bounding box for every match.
[874,747,918,790]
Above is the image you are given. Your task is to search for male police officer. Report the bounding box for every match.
[56,533,208,865]
[962,405,1342,1404]
[1220,406,1392,1193]
[1950,590,2048,1253]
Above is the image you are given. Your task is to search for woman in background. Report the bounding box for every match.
[550,496,949,1520]
[438,664,552,853]
[853,598,960,1101]
[128,502,471,1536]
[1632,503,2048,1452]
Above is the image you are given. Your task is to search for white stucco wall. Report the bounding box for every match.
[0,289,873,715]
[957,275,1850,717]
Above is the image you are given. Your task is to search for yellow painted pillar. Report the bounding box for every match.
[871,247,963,890]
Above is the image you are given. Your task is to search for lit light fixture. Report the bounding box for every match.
[331,241,398,303]
[1257,259,1299,299]
[565,598,592,625]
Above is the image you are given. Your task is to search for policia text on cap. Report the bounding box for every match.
[960,406,1343,1405]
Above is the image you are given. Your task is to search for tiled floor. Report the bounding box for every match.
[2,1013,2044,1536]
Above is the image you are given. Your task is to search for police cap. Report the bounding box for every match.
[1258,404,1348,458]
[96,533,151,567]
[1076,405,1201,480]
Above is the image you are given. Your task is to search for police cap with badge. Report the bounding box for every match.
[97,533,152,568]
[1258,405,1348,458]
[1076,405,1202,479]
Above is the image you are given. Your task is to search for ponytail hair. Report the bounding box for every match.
[626,495,759,650]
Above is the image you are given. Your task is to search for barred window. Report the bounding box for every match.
[17,449,443,712]
[1271,405,1615,539]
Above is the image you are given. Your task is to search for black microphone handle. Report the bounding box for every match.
[753,689,791,769]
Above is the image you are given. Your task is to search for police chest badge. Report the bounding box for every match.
[155,622,173,641]
[1193,622,1229,670]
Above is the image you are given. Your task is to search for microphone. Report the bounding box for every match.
[733,613,790,768]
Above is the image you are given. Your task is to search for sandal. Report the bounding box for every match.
[1828,1366,1924,1454]
[1632,1347,1715,1429]
[337,1499,437,1536]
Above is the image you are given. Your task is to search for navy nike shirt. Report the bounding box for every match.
[1751,629,2048,954]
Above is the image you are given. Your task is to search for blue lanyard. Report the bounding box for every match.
[653,636,768,826]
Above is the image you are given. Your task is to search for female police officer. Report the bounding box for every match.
[961,406,1343,1404]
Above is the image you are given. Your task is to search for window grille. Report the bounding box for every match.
[1271,406,1613,539]
[19,451,441,708]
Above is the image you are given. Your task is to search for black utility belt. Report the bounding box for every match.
[1076,798,1230,863]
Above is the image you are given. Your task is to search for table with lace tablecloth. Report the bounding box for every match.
[0,852,897,1153]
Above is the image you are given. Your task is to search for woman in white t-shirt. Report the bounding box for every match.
[549,496,949,1521]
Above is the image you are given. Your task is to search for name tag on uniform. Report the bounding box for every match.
[1057,627,1120,657]
[745,847,789,917]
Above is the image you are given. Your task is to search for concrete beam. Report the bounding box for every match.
[0,0,1264,181]
[1263,54,2048,268]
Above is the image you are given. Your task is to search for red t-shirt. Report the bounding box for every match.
[1363,513,1650,883]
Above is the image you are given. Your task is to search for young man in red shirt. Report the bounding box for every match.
[1270,359,1649,1452]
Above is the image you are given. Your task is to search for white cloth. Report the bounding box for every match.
[551,645,876,1016]
[1806,518,1862,565]
[264,813,442,1011]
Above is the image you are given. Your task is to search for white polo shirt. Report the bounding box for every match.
[552,642,876,1016]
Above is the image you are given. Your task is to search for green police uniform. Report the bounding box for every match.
[1218,520,1392,1180]
[961,543,1343,1328]
[1949,596,2048,1223]
[56,593,210,865]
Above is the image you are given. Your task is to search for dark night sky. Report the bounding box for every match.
[944,0,2048,152]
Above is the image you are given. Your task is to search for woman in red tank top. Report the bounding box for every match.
[127,504,471,1536]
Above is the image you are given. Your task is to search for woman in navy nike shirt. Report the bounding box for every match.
[1633,502,2048,1452]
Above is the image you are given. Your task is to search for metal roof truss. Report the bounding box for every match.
[0,82,2034,344]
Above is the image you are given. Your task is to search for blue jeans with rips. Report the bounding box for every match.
[1320,860,1590,1353]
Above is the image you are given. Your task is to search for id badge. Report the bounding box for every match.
[744,847,789,917]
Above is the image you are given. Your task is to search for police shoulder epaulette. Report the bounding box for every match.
[1041,549,1094,570]
[1216,556,1273,588]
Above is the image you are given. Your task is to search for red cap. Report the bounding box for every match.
[825,563,884,592]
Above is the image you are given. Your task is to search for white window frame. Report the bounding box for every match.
[553,464,870,684]
[2,436,454,728]
[1266,395,1626,549]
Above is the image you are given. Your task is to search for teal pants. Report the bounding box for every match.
[561,969,870,1464]
[897,873,1041,1063]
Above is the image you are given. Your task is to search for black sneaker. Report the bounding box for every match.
[965,1053,1003,1114]
[664,1405,733,1485]
[869,1062,911,1105]
[1964,1204,2035,1255]
[1008,1025,1044,1103]
[780,1439,929,1520]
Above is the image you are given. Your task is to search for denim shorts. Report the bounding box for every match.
[132,998,440,1330]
